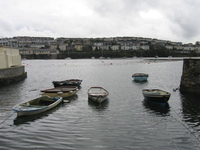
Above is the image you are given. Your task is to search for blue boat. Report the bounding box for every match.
[132,73,148,82]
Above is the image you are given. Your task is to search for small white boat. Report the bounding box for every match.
[142,89,171,103]
[41,86,78,98]
[132,73,148,82]
[88,87,109,103]
[13,96,63,117]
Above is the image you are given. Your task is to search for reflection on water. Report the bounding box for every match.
[1,59,200,149]
[132,80,148,84]
[181,92,200,127]
[88,98,109,111]
[143,100,170,115]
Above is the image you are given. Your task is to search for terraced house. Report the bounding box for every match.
[1,36,200,58]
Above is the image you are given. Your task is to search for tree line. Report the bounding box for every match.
[22,46,200,59]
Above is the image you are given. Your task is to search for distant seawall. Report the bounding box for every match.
[0,66,27,86]
[180,58,200,95]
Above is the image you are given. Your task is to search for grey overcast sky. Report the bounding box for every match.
[0,0,199,43]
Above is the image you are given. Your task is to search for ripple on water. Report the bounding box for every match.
[1,59,200,149]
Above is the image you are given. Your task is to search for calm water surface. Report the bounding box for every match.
[0,58,200,150]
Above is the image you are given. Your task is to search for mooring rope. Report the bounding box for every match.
[152,117,179,150]
[181,98,200,116]
[170,106,200,142]
[0,111,15,125]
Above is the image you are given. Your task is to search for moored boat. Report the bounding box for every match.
[88,87,109,103]
[13,96,63,117]
[41,86,78,98]
[52,79,82,87]
[142,89,171,103]
[132,73,148,82]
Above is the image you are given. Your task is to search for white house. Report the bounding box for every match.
[183,46,195,51]
[140,45,149,50]
[121,45,131,50]
[59,44,67,51]
[131,45,140,50]
[101,45,110,50]
[74,44,83,51]
[111,45,120,50]
[0,47,21,69]
[93,42,103,47]
[165,45,173,50]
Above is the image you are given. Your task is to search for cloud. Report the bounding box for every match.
[150,0,200,43]
[0,0,199,43]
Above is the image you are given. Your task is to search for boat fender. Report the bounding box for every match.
[57,92,63,95]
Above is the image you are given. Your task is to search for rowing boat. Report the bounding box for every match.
[13,96,63,117]
[88,87,109,103]
[41,86,78,98]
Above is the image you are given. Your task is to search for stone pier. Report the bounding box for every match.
[0,66,27,86]
[0,47,27,86]
[180,58,200,95]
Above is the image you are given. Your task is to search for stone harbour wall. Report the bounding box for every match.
[180,58,200,94]
[0,47,21,69]
[0,66,27,86]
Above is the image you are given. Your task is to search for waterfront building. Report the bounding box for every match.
[140,45,149,50]
[19,49,59,55]
[59,44,67,51]
[111,45,120,51]
[74,44,83,51]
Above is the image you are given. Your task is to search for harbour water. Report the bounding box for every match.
[0,58,200,150]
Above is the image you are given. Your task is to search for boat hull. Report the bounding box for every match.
[13,97,63,117]
[41,90,77,98]
[142,89,170,103]
[143,95,170,103]
[88,87,109,103]
[133,76,148,82]
[41,86,78,98]
[53,79,82,87]
[88,95,108,103]
[132,73,148,82]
